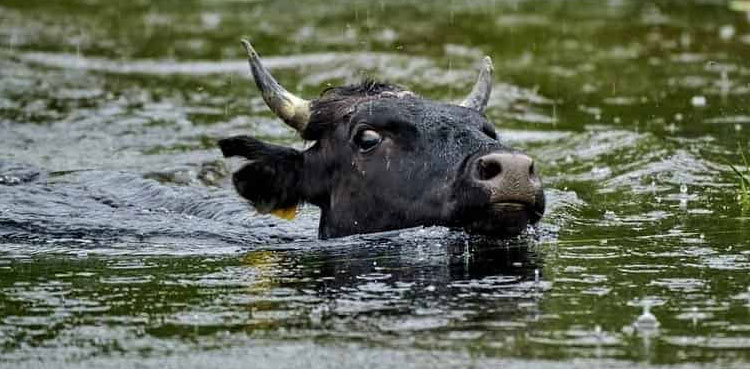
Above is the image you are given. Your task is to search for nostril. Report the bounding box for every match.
[477,158,502,181]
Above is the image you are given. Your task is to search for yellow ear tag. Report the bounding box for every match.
[271,205,297,220]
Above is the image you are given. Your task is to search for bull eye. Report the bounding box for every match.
[355,129,382,153]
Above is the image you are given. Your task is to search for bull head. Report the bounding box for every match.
[219,40,544,239]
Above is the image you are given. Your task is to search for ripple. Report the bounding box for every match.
[559,246,622,260]
[664,335,750,349]
[528,328,621,347]
[18,51,394,76]
[376,316,450,333]
[688,254,750,271]
[356,273,393,281]
[648,278,707,293]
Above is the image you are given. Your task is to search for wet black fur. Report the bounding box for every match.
[302,80,407,140]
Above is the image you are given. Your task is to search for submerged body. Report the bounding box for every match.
[219,40,544,238]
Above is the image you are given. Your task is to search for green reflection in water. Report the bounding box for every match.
[2,0,750,367]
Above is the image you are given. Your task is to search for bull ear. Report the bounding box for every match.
[218,135,303,216]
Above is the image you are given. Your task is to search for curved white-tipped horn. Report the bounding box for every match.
[459,56,494,112]
[240,39,311,132]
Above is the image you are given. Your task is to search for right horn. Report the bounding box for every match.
[459,56,494,112]
[240,39,311,132]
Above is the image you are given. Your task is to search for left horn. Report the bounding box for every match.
[240,39,311,132]
[459,56,493,112]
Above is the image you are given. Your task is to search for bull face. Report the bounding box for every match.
[219,40,544,239]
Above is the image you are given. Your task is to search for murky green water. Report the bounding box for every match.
[2,0,750,367]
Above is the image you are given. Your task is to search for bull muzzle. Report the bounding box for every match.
[466,152,545,235]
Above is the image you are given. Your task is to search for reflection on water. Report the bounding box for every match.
[0,233,547,363]
[2,0,750,367]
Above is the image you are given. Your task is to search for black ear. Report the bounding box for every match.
[218,135,303,213]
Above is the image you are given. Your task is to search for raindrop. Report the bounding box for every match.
[720,70,731,100]
[691,306,699,327]
[690,95,707,107]
[552,104,557,127]
[534,269,540,283]
[680,32,692,47]
[425,285,436,292]
[719,24,736,40]
[604,210,616,220]
[8,31,16,52]
[680,183,688,195]
[634,304,660,331]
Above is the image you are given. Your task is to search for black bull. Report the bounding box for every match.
[219,40,544,239]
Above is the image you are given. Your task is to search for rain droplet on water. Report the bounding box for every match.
[691,95,707,107]
[604,210,616,220]
[719,24,736,40]
[634,304,660,331]
[680,183,688,195]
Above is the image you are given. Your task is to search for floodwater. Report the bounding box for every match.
[1,0,750,367]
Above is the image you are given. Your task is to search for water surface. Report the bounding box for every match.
[2,0,750,367]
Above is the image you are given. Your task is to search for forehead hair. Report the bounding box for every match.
[302,80,415,140]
